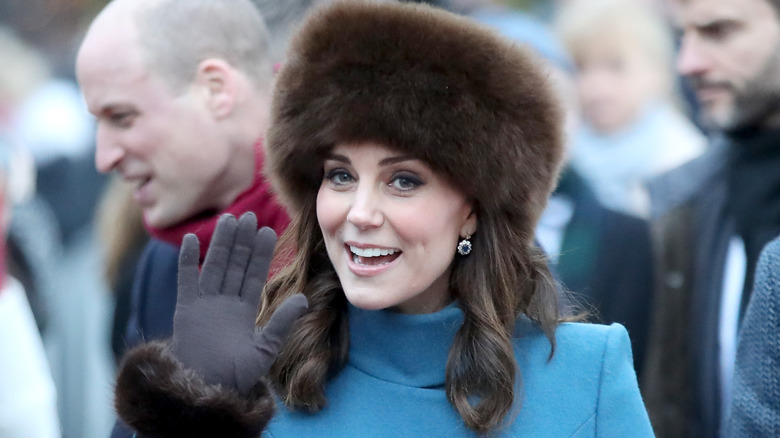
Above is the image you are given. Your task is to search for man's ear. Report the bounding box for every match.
[194,58,236,119]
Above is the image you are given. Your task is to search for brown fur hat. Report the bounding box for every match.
[265,0,564,243]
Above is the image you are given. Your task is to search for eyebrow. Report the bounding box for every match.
[325,153,416,166]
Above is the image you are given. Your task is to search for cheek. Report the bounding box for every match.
[579,69,619,103]
[391,200,465,249]
[316,188,343,237]
[121,120,169,162]
[727,19,780,79]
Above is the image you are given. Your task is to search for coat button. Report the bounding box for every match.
[666,272,684,289]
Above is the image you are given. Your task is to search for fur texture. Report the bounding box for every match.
[114,341,275,438]
[265,0,564,243]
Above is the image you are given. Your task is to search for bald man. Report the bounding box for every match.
[75,1,288,435]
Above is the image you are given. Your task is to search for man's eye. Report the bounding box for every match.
[110,113,134,127]
[700,22,739,41]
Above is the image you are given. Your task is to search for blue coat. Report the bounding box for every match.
[266,304,654,437]
[727,236,780,436]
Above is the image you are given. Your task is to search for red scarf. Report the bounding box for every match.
[145,142,290,261]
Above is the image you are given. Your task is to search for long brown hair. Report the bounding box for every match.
[258,180,562,433]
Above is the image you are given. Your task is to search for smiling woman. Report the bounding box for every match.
[316,143,475,314]
[112,1,655,437]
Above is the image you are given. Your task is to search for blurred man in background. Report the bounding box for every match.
[643,0,780,436]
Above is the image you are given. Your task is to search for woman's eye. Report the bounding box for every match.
[325,169,354,185]
[390,174,422,191]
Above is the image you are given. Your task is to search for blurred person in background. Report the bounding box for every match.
[725,235,780,437]
[0,26,59,332]
[643,0,780,436]
[0,25,111,438]
[471,5,654,380]
[0,144,60,438]
[74,0,289,435]
[555,0,705,218]
[0,2,104,244]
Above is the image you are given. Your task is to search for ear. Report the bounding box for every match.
[460,209,477,238]
[194,59,237,119]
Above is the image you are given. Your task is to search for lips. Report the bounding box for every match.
[696,86,729,101]
[131,176,154,205]
[690,79,732,102]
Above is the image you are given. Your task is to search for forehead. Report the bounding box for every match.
[669,0,775,26]
[76,26,171,112]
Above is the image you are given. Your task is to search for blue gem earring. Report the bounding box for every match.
[457,234,472,256]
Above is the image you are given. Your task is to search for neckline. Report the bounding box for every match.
[347,303,464,388]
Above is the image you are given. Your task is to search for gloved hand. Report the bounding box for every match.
[171,212,308,394]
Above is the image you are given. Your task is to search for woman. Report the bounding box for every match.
[114,2,653,437]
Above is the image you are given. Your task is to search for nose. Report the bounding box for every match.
[346,185,384,230]
[94,125,126,173]
[676,33,709,78]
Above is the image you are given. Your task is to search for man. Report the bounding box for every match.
[75,0,288,436]
[643,0,780,436]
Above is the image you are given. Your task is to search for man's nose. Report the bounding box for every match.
[94,126,126,173]
[676,33,710,78]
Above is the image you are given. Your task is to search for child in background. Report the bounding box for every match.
[556,0,705,217]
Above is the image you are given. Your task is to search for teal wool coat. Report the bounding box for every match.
[266,304,655,437]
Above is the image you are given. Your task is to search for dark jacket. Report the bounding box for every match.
[643,142,733,438]
[111,239,179,438]
[553,170,653,378]
[644,128,780,438]
[123,240,180,350]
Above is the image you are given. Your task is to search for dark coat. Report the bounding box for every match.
[111,239,179,438]
[643,143,733,438]
[554,170,653,379]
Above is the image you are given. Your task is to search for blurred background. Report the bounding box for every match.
[0,1,705,437]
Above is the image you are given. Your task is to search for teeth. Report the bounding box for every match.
[349,245,398,257]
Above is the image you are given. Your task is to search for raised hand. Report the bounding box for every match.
[171,212,308,394]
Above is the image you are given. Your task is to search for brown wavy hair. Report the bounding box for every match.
[258,183,561,434]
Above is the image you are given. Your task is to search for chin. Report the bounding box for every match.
[343,289,394,312]
[345,297,390,311]
[702,110,735,132]
[142,209,180,230]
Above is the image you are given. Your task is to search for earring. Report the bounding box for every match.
[457,234,472,256]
